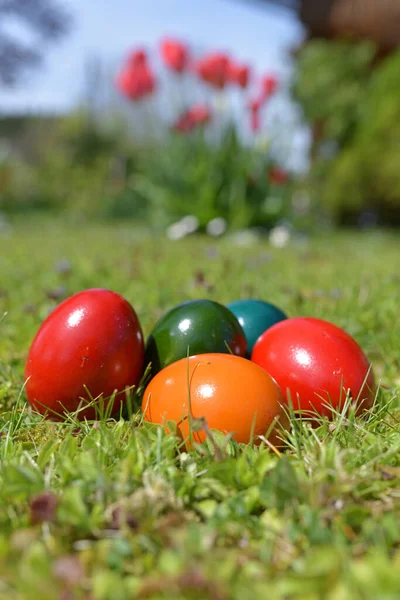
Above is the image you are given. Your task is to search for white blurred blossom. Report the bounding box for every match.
[269,225,291,248]
[228,229,259,247]
[206,217,227,237]
[181,215,200,234]
[166,215,199,240]
[166,221,187,240]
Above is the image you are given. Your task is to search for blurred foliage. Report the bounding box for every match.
[0,0,71,86]
[132,126,292,231]
[293,40,375,147]
[0,113,142,218]
[0,113,293,231]
[293,39,400,225]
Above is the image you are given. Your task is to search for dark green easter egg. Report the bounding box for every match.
[145,299,247,375]
[227,299,287,357]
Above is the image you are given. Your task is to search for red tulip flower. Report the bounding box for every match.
[228,62,251,89]
[127,48,147,67]
[173,113,195,133]
[194,52,230,89]
[269,166,289,186]
[116,47,156,102]
[188,104,212,124]
[248,97,262,113]
[250,109,261,132]
[160,38,189,73]
[261,75,279,100]
[116,64,156,102]
[173,104,212,133]
[248,97,262,132]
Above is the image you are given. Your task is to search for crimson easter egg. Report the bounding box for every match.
[25,289,145,420]
[251,317,375,417]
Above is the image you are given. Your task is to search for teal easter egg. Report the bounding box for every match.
[227,299,287,357]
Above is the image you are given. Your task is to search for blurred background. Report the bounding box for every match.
[0,0,399,239]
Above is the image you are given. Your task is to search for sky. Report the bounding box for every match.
[0,0,304,112]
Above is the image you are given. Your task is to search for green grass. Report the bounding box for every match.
[0,220,399,600]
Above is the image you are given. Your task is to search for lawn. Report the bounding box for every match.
[0,219,399,600]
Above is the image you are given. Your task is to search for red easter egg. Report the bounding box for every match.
[25,289,144,420]
[251,317,375,417]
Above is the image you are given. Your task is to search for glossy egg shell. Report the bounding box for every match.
[227,299,287,357]
[142,353,288,446]
[145,299,247,375]
[251,317,375,417]
[25,289,145,420]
